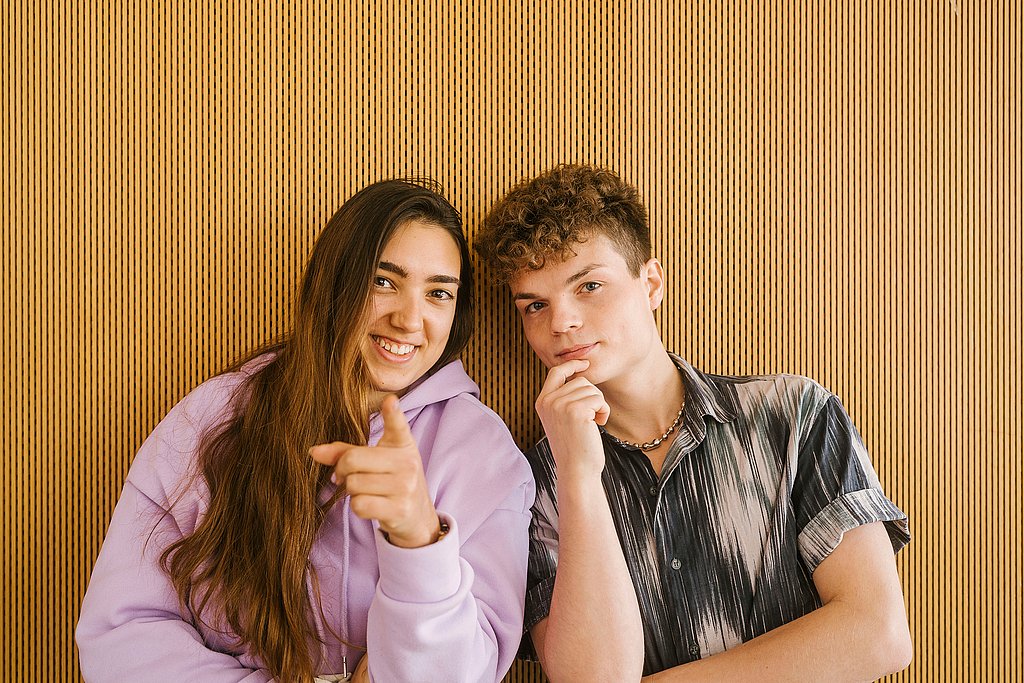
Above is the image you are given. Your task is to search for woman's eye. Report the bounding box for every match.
[373,276,392,288]
[430,289,455,301]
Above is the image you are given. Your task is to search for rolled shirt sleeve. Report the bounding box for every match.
[793,394,910,572]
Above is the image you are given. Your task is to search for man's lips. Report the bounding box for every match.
[556,343,598,361]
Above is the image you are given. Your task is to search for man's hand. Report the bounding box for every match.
[309,395,441,548]
[535,359,611,481]
[529,360,645,681]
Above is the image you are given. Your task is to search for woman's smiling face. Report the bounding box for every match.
[362,219,463,407]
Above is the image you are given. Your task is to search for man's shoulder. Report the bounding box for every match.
[522,437,558,492]
[524,436,552,459]
[523,436,554,473]
[697,366,820,390]
[696,367,834,417]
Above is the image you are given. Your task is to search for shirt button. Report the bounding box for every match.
[688,643,700,656]
[670,558,681,570]
[648,486,657,496]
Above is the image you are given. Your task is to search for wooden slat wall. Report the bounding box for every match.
[3,0,1019,680]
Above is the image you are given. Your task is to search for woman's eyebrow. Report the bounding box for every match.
[378,261,408,277]
[378,261,460,286]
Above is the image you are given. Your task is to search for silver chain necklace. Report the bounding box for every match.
[606,397,687,452]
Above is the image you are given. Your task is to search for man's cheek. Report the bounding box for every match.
[524,338,552,366]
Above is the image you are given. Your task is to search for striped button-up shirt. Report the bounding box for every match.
[522,355,910,675]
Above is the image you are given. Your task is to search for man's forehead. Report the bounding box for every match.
[509,239,631,294]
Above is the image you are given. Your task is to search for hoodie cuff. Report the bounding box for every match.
[374,513,462,603]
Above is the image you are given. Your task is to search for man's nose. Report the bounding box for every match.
[549,300,582,335]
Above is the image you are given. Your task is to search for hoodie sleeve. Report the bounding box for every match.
[76,377,273,683]
[365,395,535,683]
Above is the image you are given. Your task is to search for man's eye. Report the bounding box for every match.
[525,301,545,313]
[582,282,601,292]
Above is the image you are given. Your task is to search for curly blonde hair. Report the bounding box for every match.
[474,164,651,283]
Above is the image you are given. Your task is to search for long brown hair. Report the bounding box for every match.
[160,180,473,681]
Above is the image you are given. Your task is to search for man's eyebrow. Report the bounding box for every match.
[378,261,461,286]
[512,263,605,301]
[565,264,603,285]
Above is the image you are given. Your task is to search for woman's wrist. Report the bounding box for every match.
[383,515,447,548]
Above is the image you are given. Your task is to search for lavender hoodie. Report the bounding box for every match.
[76,359,535,682]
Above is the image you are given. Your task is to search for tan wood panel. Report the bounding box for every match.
[2,0,1020,680]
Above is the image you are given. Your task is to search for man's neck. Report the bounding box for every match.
[599,348,686,445]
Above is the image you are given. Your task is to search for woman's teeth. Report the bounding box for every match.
[374,336,415,356]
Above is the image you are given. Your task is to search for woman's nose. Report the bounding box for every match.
[389,293,424,332]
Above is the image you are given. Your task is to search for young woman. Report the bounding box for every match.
[76,180,534,682]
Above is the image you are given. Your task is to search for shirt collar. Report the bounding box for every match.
[670,353,738,441]
[600,354,738,455]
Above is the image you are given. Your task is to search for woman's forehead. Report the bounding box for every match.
[380,220,462,277]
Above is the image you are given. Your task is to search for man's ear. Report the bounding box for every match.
[642,258,666,310]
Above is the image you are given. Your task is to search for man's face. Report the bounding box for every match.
[509,232,664,388]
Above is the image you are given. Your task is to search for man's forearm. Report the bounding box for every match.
[642,595,911,683]
[540,477,644,683]
[642,522,912,683]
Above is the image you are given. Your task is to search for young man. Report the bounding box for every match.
[474,164,912,682]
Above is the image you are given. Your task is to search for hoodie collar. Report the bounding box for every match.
[367,360,479,440]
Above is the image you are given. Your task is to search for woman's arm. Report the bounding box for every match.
[328,394,535,683]
[76,480,272,682]
[77,377,271,682]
